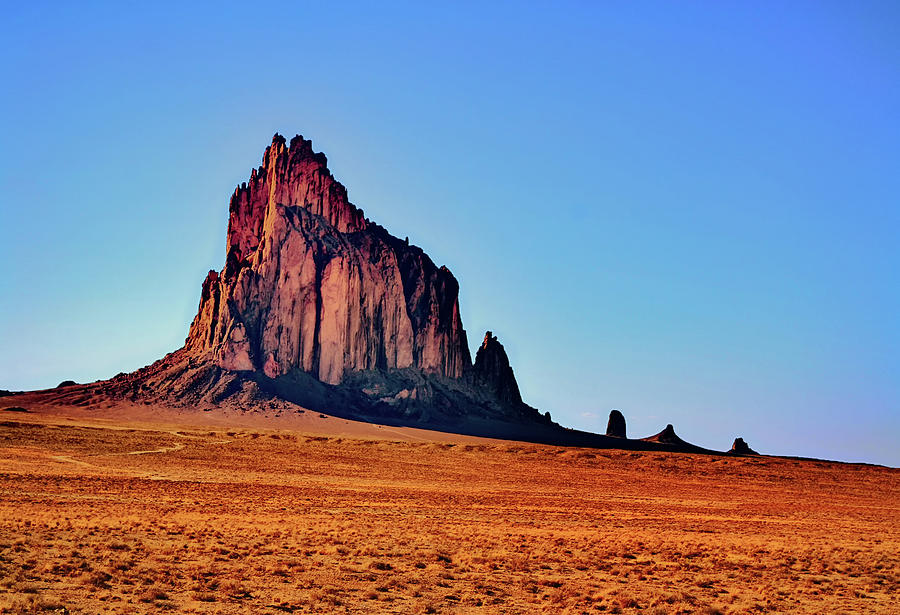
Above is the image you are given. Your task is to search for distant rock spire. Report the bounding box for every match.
[606,409,627,438]
[729,437,759,455]
[472,331,522,405]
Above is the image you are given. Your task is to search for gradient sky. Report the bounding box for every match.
[1,2,898,465]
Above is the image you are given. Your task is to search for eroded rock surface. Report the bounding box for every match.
[186,134,471,385]
[154,133,558,431]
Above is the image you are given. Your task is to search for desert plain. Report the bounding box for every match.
[0,394,897,614]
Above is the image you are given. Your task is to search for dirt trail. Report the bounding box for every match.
[47,454,95,468]
[168,430,233,445]
[46,437,190,468]
[381,427,430,441]
[123,442,186,455]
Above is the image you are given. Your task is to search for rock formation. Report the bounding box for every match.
[729,437,759,455]
[29,132,752,454]
[89,133,557,433]
[472,332,522,405]
[635,424,723,455]
[606,409,626,438]
[185,134,470,385]
[642,424,689,446]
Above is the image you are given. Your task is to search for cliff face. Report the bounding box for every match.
[185,134,471,386]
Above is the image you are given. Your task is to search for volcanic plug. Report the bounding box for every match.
[54,133,744,452]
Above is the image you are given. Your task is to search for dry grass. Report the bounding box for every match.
[0,407,897,613]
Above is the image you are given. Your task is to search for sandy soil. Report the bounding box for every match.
[0,399,897,614]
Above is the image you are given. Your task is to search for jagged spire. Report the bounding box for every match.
[473,331,522,405]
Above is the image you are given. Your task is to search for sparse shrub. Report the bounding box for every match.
[548,585,576,604]
[81,570,111,589]
[617,597,640,609]
[137,586,169,602]
[219,579,252,599]
[5,594,69,614]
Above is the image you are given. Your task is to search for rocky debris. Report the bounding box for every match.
[606,409,627,438]
[56,380,77,388]
[729,437,759,455]
[2,406,29,412]
[472,332,522,405]
[185,134,471,385]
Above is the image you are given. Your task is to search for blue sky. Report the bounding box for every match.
[1,1,898,465]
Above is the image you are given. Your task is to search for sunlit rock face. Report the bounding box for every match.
[186,134,471,385]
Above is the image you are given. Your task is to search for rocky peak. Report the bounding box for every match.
[641,423,691,447]
[472,331,522,405]
[73,131,756,450]
[729,437,759,455]
[606,409,626,438]
[186,133,472,385]
[226,133,367,267]
[657,424,678,442]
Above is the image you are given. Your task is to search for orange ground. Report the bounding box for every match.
[0,400,897,614]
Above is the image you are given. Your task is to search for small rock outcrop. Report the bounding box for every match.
[643,424,687,446]
[656,424,679,443]
[472,332,522,405]
[56,380,77,388]
[606,409,627,438]
[729,437,759,455]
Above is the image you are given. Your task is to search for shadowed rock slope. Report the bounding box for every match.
[18,134,747,453]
